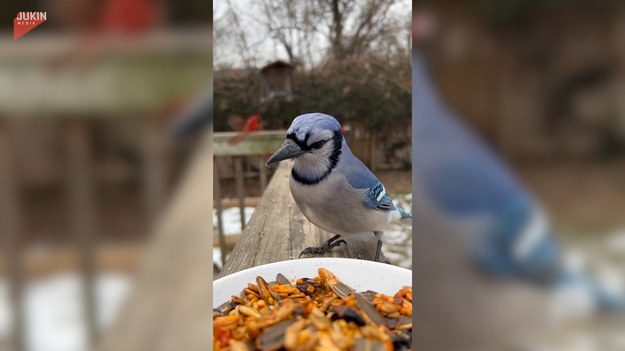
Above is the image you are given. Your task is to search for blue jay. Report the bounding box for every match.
[265,113,412,261]
[412,48,625,315]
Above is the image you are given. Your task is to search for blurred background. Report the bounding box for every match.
[418,1,625,349]
[0,1,211,351]
[3,0,625,349]
[212,0,413,272]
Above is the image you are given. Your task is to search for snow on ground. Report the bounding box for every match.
[383,193,413,269]
[213,247,230,270]
[0,280,8,344]
[213,205,254,269]
[213,206,256,235]
[0,272,131,351]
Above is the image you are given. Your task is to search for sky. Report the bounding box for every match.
[213,0,411,69]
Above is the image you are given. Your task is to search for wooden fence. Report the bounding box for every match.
[212,131,284,265]
[0,30,210,351]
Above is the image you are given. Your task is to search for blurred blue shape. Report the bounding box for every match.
[169,86,213,139]
[412,48,625,312]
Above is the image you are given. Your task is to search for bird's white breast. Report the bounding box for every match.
[289,171,388,235]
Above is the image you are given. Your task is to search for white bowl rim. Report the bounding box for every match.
[213,257,412,306]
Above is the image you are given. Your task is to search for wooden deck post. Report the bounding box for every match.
[258,155,268,193]
[0,121,25,351]
[65,119,98,345]
[141,118,167,222]
[233,157,246,231]
[213,160,227,266]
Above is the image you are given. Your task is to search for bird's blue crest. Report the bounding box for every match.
[288,113,341,140]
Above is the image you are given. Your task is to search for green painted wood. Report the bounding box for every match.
[0,32,211,116]
[213,131,285,156]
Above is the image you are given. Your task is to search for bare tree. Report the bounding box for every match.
[225,0,409,66]
[320,0,401,60]
[258,0,310,64]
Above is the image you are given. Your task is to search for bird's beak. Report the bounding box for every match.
[266,139,305,165]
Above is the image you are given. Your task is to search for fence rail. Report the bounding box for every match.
[212,131,284,265]
[0,29,211,351]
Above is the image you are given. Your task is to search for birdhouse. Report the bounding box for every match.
[260,61,294,103]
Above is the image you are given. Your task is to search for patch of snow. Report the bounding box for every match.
[383,193,412,269]
[213,206,256,235]
[0,272,131,351]
[213,248,225,269]
[606,229,625,254]
[0,280,8,342]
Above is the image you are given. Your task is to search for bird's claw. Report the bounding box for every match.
[299,234,346,258]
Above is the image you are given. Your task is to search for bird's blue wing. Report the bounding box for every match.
[362,181,395,212]
[422,155,520,215]
[421,155,562,282]
[472,195,562,283]
[340,151,395,212]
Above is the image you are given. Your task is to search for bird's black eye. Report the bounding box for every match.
[311,140,327,149]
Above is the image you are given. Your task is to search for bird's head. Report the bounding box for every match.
[266,113,344,183]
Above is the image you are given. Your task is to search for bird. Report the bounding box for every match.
[265,113,412,262]
[411,46,625,320]
[228,114,262,145]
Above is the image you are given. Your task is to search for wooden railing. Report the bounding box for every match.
[0,30,211,351]
[97,130,214,351]
[212,131,284,265]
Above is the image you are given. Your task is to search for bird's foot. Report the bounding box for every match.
[299,234,346,258]
[373,231,389,263]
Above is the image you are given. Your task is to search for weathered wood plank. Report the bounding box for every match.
[0,31,211,116]
[219,160,383,278]
[0,122,26,351]
[213,234,241,250]
[214,161,227,267]
[233,157,246,231]
[140,118,167,222]
[0,243,145,277]
[213,197,261,209]
[96,130,213,351]
[65,120,98,345]
[258,156,268,193]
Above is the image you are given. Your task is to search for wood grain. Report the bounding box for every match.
[97,130,213,351]
[219,160,383,278]
[0,122,25,351]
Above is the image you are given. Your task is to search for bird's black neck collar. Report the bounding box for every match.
[291,130,342,185]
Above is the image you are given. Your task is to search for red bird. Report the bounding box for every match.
[228,114,262,144]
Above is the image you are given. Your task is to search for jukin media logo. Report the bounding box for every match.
[14,11,47,40]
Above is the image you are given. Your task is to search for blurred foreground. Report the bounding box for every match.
[413,2,625,350]
[1,1,211,350]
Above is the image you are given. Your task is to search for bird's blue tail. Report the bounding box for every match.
[557,270,625,312]
[398,207,412,219]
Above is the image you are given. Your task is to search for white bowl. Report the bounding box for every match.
[213,258,412,306]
